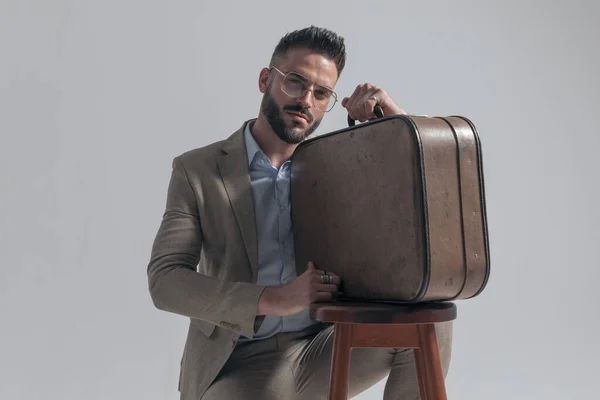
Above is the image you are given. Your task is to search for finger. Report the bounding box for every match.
[306,261,315,271]
[364,89,380,120]
[355,85,379,121]
[359,87,381,121]
[316,269,339,277]
[341,84,365,108]
[315,292,334,302]
[352,85,372,121]
[343,85,365,121]
[353,89,370,121]
[342,94,356,120]
[309,269,327,277]
[316,283,340,292]
[313,274,341,285]
[307,265,336,275]
[323,275,342,285]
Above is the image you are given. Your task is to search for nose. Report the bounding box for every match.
[296,89,313,109]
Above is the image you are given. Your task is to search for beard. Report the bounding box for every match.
[260,86,322,144]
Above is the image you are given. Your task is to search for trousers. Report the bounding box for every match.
[201,320,453,399]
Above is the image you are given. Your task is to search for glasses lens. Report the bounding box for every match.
[318,93,337,112]
[282,73,306,97]
[281,72,337,112]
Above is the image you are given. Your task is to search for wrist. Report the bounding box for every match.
[382,100,406,116]
[257,286,278,316]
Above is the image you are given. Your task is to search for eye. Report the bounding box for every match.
[314,88,331,100]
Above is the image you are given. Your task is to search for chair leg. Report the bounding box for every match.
[329,324,353,400]
[417,324,447,400]
[413,348,429,400]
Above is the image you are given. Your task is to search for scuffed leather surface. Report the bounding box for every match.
[290,115,489,302]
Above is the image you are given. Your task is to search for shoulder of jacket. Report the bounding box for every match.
[175,140,225,164]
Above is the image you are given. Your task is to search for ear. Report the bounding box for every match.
[258,67,271,93]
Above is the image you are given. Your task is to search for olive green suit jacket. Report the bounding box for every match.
[147,119,288,399]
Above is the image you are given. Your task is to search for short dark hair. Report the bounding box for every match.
[269,26,347,77]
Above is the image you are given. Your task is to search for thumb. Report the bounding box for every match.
[306,261,316,271]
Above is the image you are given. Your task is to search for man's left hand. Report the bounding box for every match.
[341,83,407,122]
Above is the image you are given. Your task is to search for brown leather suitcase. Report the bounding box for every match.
[290,110,490,303]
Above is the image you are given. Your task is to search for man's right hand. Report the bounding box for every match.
[257,261,341,316]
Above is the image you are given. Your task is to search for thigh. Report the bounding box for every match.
[293,325,399,400]
[202,341,296,400]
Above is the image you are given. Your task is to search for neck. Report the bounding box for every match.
[250,115,299,169]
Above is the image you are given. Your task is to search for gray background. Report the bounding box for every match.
[1,1,599,399]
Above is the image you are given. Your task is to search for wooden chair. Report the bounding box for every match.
[309,301,456,400]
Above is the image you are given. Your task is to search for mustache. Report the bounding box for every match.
[283,105,313,122]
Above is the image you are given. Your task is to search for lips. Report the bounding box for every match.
[287,111,309,123]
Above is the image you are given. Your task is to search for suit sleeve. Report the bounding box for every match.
[147,156,266,339]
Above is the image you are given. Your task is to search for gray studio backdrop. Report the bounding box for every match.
[1,1,598,399]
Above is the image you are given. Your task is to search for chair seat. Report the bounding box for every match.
[310,300,457,325]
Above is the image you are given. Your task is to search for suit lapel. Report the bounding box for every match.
[217,122,259,281]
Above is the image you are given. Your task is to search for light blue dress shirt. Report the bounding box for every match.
[239,121,317,341]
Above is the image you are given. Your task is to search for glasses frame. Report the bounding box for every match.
[270,67,338,112]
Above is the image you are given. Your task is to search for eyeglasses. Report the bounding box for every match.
[270,67,338,112]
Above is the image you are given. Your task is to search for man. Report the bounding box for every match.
[147,26,452,399]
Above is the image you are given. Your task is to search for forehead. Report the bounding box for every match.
[277,47,338,89]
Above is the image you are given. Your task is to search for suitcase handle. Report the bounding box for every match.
[347,104,384,127]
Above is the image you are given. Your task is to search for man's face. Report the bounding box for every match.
[260,48,338,144]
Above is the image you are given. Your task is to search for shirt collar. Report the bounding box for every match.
[244,120,262,167]
[244,120,292,174]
